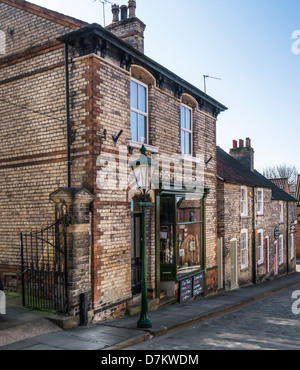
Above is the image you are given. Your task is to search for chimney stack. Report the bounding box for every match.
[230,138,255,172]
[107,1,146,53]
[120,5,128,21]
[111,4,120,23]
[128,0,136,18]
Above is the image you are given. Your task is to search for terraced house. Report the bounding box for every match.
[0,0,227,322]
[217,139,297,291]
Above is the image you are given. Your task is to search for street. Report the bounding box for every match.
[125,283,300,350]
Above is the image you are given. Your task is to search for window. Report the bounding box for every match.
[241,187,248,217]
[291,203,295,223]
[257,189,264,215]
[279,202,284,224]
[257,229,264,265]
[130,79,148,144]
[291,233,295,260]
[279,234,284,265]
[159,194,204,280]
[180,105,192,155]
[240,230,248,269]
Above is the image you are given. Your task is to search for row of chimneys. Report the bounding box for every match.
[230,138,255,172]
[112,0,136,23]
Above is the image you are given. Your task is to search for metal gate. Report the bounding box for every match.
[20,216,69,312]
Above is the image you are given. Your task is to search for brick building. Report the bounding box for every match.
[0,0,227,321]
[217,139,297,291]
[295,175,300,258]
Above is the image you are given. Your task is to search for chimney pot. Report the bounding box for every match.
[239,139,244,148]
[120,5,128,20]
[128,0,136,18]
[111,4,120,23]
[232,140,237,149]
[246,137,251,148]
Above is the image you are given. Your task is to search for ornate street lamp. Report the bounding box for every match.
[129,145,157,329]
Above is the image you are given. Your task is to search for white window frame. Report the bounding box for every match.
[130,78,148,145]
[279,202,284,224]
[240,229,248,270]
[240,186,248,217]
[180,104,193,156]
[257,229,264,265]
[291,233,295,260]
[257,188,264,216]
[279,234,284,265]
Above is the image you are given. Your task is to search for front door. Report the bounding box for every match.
[265,237,270,273]
[274,242,278,276]
[230,239,238,289]
[131,214,142,296]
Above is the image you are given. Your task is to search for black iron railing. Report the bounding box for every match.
[20,217,68,312]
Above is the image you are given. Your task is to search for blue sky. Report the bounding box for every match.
[30,0,300,172]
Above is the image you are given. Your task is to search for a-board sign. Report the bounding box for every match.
[193,273,204,297]
[179,277,193,303]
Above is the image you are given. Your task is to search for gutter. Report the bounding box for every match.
[57,23,228,113]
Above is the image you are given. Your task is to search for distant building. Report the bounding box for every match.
[269,178,290,195]
[217,139,297,291]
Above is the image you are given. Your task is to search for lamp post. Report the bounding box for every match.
[129,145,157,329]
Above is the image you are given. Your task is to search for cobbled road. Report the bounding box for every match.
[125,283,300,350]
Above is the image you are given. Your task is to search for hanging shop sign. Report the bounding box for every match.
[274,227,279,240]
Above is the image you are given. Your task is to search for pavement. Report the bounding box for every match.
[1,269,300,351]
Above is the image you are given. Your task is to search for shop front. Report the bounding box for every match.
[155,188,209,302]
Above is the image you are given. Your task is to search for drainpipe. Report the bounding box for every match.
[65,43,71,188]
[252,187,257,284]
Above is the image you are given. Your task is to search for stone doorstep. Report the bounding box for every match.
[46,310,94,330]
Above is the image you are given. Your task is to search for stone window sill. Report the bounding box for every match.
[126,140,159,154]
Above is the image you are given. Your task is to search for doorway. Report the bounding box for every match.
[274,241,278,277]
[230,239,238,289]
[131,214,142,296]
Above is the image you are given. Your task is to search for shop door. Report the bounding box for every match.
[131,214,142,296]
[274,242,278,277]
[230,240,238,289]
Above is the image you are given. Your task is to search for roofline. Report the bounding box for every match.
[0,0,88,29]
[58,23,228,112]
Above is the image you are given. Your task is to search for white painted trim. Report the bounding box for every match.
[240,186,248,217]
[240,229,249,270]
[257,229,264,265]
[257,188,264,215]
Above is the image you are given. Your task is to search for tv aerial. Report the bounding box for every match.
[203,75,221,94]
[94,0,113,27]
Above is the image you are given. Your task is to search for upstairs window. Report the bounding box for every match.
[241,187,248,217]
[180,105,192,155]
[130,79,148,144]
[279,202,284,224]
[257,189,264,215]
